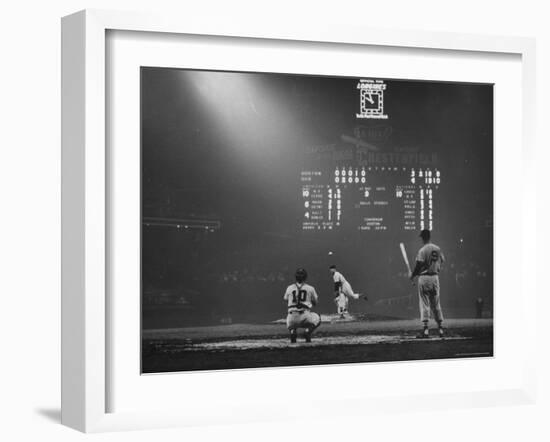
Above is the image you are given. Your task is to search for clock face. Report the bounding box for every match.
[360,90,384,116]
[362,91,381,110]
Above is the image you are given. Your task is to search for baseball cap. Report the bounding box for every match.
[419,229,431,240]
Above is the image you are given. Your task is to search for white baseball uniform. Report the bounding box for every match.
[283,283,321,331]
[333,271,359,300]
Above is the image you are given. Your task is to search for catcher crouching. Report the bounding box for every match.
[283,268,322,343]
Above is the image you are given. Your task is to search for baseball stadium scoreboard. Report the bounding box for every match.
[301,166,441,232]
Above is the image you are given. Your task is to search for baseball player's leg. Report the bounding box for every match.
[431,278,444,336]
[429,295,444,322]
[304,311,321,331]
[335,294,340,313]
[417,277,431,338]
[342,282,360,300]
[286,313,299,343]
[418,287,431,322]
[336,293,347,317]
[303,311,322,342]
[311,312,322,331]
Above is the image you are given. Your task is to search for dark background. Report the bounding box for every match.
[141,68,493,328]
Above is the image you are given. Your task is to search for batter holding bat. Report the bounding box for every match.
[404,229,446,338]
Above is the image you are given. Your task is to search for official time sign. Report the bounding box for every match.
[356,79,388,120]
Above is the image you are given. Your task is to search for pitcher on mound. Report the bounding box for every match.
[329,265,367,317]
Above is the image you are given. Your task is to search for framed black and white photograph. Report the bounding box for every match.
[140,68,494,373]
[61,9,537,433]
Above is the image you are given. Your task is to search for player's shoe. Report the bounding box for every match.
[290,331,297,344]
[416,328,430,339]
[438,327,445,338]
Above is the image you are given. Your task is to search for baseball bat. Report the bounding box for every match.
[399,242,412,275]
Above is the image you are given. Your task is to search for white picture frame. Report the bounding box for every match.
[61,9,537,433]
